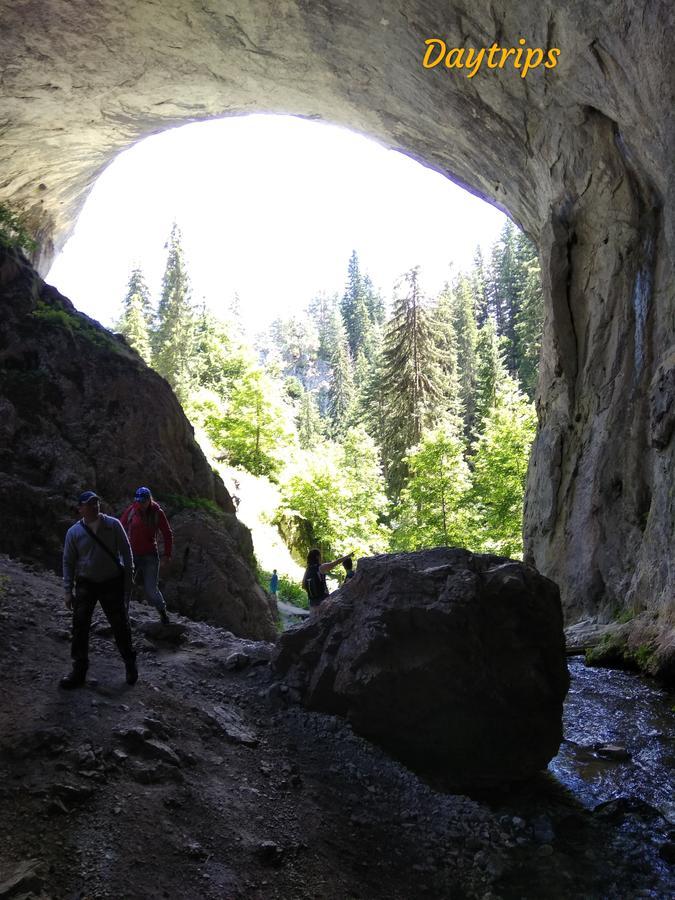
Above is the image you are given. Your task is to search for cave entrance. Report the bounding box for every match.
[45,112,542,567]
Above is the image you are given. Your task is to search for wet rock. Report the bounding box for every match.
[273,548,569,787]
[593,743,631,761]
[658,841,675,865]
[593,797,663,822]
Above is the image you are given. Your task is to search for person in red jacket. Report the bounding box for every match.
[120,486,173,624]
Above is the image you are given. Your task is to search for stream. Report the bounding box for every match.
[550,656,674,820]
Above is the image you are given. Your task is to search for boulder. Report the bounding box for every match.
[164,510,278,642]
[273,548,569,788]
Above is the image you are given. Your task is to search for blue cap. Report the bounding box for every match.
[78,490,100,505]
[135,486,152,501]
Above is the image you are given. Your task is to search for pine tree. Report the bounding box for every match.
[380,267,443,496]
[297,390,324,449]
[474,315,506,434]
[118,265,152,363]
[153,223,197,402]
[308,292,338,362]
[326,308,355,439]
[470,246,490,328]
[432,285,462,426]
[512,232,543,399]
[486,221,519,372]
[452,274,478,436]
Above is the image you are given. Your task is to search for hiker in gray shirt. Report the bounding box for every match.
[61,490,137,689]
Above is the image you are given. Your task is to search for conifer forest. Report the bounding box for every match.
[117,221,542,568]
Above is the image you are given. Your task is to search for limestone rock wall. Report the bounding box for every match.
[0,1,672,643]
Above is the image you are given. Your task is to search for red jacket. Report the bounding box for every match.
[120,500,173,559]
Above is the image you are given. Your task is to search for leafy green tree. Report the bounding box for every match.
[281,428,389,559]
[153,223,197,402]
[468,377,536,558]
[118,266,152,363]
[392,422,472,551]
[201,360,293,479]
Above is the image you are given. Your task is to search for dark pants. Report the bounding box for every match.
[71,575,135,668]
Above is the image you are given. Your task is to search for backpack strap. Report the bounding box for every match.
[80,520,123,572]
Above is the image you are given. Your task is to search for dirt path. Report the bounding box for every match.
[0,556,671,899]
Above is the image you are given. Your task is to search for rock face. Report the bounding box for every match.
[273,549,569,787]
[0,245,275,640]
[0,1,672,658]
[164,510,277,641]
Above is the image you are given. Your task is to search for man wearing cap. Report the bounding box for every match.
[120,487,173,625]
[62,491,137,689]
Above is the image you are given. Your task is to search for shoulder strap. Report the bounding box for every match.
[80,520,123,572]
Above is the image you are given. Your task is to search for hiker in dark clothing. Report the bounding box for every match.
[302,548,352,612]
[61,490,136,689]
[342,556,355,581]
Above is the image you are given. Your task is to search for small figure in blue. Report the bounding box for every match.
[269,568,279,599]
[342,556,355,582]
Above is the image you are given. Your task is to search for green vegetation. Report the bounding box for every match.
[32,300,121,352]
[117,220,543,565]
[0,202,37,254]
[164,494,223,516]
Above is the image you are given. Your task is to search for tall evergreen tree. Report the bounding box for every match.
[118,265,152,363]
[470,246,490,328]
[473,315,505,434]
[452,274,479,436]
[297,389,324,449]
[512,232,543,399]
[153,223,197,402]
[326,308,355,438]
[486,221,519,372]
[432,285,462,426]
[380,267,443,496]
[308,292,338,362]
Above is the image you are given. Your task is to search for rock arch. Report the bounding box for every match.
[1,2,672,638]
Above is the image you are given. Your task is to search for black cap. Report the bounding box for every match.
[78,490,100,505]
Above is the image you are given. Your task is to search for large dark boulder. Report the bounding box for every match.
[273,548,569,788]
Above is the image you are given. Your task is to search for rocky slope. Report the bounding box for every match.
[1,555,673,900]
[0,245,275,641]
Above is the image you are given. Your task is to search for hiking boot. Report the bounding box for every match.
[125,658,138,686]
[160,609,170,625]
[60,666,87,690]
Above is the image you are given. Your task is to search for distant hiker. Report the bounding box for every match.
[343,556,355,581]
[120,486,173,625]
[302,548,352,612]
[61,490,137,689]
[269,569,279,598]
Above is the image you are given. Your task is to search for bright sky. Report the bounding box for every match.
[47,114,508,336]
